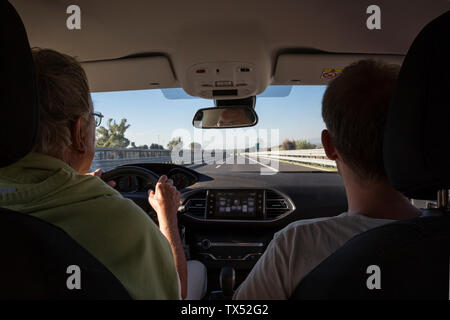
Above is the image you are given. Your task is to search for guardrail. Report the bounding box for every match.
[243,149,337,168]
[90,147,172,171]
[90,147,229,171]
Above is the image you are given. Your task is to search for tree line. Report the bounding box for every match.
[280,139,318,150]
[95,118,192,150]
[95,118,316,152]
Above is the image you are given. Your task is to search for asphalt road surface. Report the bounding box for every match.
[184,154,318,174]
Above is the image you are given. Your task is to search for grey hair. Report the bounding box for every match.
[31,48,92,159]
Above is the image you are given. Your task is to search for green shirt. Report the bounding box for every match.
[0,152,179,299]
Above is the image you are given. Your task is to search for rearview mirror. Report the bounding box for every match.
[192,106,258,129]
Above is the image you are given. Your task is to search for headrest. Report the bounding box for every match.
[383,11,450,200]
[0,1,39,168]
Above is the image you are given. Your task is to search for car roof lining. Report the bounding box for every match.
[11,0,449,93]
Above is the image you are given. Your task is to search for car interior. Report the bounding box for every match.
[1,0,449,300]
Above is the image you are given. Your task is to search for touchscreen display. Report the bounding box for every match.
[207,190,264,219]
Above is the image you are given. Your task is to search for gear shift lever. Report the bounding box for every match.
[220,266,235,298]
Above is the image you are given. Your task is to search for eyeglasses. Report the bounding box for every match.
[91,112,104,127]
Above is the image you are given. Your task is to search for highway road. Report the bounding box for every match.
[184,154,318,174]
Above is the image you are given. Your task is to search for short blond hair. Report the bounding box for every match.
[31,48,92,158]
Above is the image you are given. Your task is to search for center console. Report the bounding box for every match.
[206,189,265,220]
[182,188,294,222]
[180,188,295,290]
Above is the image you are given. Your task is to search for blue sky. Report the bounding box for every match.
[91,85,326,149]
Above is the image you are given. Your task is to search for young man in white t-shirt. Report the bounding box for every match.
[233,60,422,300]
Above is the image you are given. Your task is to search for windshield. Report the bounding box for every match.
[90,85,336,174]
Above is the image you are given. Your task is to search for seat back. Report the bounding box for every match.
[290,215,450,299]
[0,208,131,299]
[0,1,130,299]
[1,0,39,167]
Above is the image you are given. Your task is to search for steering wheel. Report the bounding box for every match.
[101,166,160,220]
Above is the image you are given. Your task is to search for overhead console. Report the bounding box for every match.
[175,22,271,100]
[181,188,295,222]
[183,61,262,99]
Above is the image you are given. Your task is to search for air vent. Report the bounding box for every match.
[184,190,207,218]
[265,190,291,219]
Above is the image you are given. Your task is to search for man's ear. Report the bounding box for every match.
[71,116,87,153]
[321,129,338,161]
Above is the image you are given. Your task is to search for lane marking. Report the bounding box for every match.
[244,155,279,173]
[254,155,336,172]
[216,165,221,168]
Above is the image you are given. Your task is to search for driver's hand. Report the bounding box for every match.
[86,168,116,188]
[148,175,180,228]
[148,175,187,299]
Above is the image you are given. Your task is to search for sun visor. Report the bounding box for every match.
[274,53,404,85]
[82,56,177,92]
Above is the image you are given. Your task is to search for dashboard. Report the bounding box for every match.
[113,164,199,193]
[107,162,347,291]
[167,168,198,190]
[181,188,295,222]
[115,175,151,193]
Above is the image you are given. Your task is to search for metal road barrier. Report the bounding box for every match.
[90,147,229,172]
[90,147,173,172]
[243,149,337,168]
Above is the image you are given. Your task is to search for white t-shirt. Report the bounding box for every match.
[233,212,393,300]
